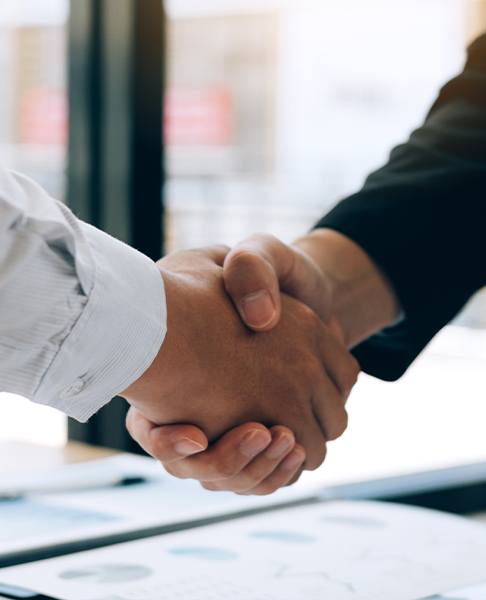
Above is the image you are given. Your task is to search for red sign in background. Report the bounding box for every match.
[21,87,67,145]
[165,87,233,146]
[19,85,232,148]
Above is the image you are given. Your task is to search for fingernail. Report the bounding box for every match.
[266,434,294,460]
[241,290,275,328]
[282,450,305,471]
[239,430,271,458]
[174,438,207,456]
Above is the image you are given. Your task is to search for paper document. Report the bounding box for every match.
[2,501,486,600]
[425,581,486,599]
[0,454,315,566]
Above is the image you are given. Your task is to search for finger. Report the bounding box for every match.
[293,425,327,472]
[317,323,360,399]
[164,423,272,482]
[126,408,208,463]
[200,426,297,493]
[223,234,328,331]
[196,244,230,267]
[238,444,306,496]
[223,235,286,331]
[311,370,349,443]
[287,395,328,471]
[285,464,306,488]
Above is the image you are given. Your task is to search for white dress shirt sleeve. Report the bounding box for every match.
[0,166,167,421]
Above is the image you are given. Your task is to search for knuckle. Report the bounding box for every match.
[350,354,360,376]
[305,441,327,471]
[342,358,360,394]
[270,425,294,440]
[249,232,277,244]
[201,481,217,492]
[285,469,303,487]
[195,244,229,256]
[227,248,264,274]
[163,456,206,481]
[199,481,221,492]
[218,459,276,493]
[163,461,183,479]
[214,243,231,255]
[229,479,258,494]
[214,460,240,480]
[249,479,282,496]
[326,409,349,441]
[242,233,279,252]
[238,467,268,489]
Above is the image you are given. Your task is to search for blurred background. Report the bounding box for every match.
[1,0,486,491]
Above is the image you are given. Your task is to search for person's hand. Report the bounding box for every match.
[222,233,337,334]
[125,230,398,495]
[125,244,307,495]
[222,230,400,347]
[126,410,306,495]
[121,245,359,470]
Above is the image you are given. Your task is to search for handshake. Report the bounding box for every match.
[121,229,399,495]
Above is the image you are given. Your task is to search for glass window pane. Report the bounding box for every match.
[165,0,486,486]
[0,0,68,446]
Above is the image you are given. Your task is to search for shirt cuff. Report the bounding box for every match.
[34,224,167,421]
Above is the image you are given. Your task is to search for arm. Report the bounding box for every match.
[0,166,166,418]
[122,247,358,468]
[0,166,358,486]
[224,33,486,378]
[0,166,306,492]
[315,33,486,378]
[292,229,400,349]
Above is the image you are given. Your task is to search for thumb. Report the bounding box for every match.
[224,234,332,332]
[223,234,297,331]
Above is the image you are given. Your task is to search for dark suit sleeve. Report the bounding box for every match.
[316,34,486,381]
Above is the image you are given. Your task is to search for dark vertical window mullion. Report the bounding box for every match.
[131,0,165,259]
[67,0,102,225]
[67,0,164,449]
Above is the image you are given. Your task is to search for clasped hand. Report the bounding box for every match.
[122,236,359,495]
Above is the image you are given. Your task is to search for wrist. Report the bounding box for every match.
[292,229,401,348]
[120,268,182,413]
